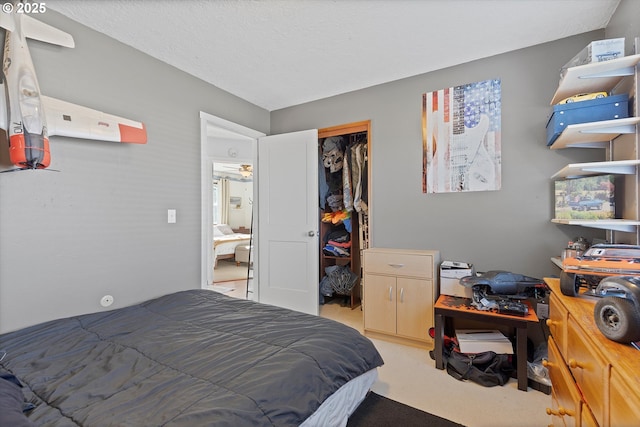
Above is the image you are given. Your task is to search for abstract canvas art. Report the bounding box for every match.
[422,78,501,193]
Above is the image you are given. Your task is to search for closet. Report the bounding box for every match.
[318,121,370,309]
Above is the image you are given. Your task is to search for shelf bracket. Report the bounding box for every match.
[587,223,638,232]
[580,165,637,175]
[578,66,635,79]
[579,123,637,135]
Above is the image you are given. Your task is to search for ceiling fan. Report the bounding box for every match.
[238,164,253,177]
[216,163,253,178]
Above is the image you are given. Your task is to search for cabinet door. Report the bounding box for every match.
[396,277,431,341]
[363,274,396,335]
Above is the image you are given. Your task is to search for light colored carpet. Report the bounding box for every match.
[319,300,552,427]
[215,284,551,426]
[213,259,251,282]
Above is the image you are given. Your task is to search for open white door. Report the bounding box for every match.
[257,129,319,315]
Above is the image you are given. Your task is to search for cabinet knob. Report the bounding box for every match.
[389,287,393,301]
[558,407,574,417]
[542,360,553,368]
[545,319,558,327]
[568,358,584,369]
[546,407,574,417]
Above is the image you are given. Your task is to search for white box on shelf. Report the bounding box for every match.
[439,261,474,298]
[561,38,625,77]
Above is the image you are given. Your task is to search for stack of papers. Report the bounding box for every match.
[456,329,514,354]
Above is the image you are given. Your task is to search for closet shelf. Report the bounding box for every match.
[551,54,640,105]
[551,218,640,233]
[549,117,640,149]
[551,159,640,179]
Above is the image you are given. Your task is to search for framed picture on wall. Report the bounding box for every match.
[422,78,502,193]
[230,196,242,209]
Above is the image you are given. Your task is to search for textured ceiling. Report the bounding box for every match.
[47,0,621,111]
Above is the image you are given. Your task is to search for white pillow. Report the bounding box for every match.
[217,224,235,235]
[213,226,225,237]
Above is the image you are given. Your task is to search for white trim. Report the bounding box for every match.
[200,112,264,290]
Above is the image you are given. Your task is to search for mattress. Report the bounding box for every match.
[301,368,377,427]
[0,290,383,426]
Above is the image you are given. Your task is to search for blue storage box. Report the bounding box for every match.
[546,93,629,146]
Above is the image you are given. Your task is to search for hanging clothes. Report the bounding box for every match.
[342,148,353,212]
[349,134,368,215]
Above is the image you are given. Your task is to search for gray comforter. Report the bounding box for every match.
[0,290,383,426]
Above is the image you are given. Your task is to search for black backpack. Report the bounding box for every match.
[428,329,514,387]
[444,349,513,387]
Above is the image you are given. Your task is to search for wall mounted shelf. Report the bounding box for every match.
[549,117,640,149]
[548,40,640,241]
[551,54,640,105]
[551,159,640,179]
[551,218,640,233]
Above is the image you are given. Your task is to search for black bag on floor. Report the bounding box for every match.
[428,328,513,387]
[445,350,513,387]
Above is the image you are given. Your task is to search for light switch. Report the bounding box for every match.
[168,209,176,223]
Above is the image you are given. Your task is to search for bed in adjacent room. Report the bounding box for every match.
[213,223,251,267]
[0,289,383,426]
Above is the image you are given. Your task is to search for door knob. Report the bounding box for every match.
[308,230,316,237]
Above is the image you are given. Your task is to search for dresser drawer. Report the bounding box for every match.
[547,336,581,427]
[566,315,607,426]
[609,366,640,426]
[364,251,432,278]
[547,292,568,356]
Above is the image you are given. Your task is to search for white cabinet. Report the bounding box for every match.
[549,43,640,241]
[363,248,440,346]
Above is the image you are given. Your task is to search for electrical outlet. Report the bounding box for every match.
[168,209,176,223]
[100,295,114,307]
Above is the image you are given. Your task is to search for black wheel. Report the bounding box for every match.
[560,271,579,297]
[594,297,640,343]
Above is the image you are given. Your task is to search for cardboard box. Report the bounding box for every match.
[546,93,629,146]
[440,261,474,298]
[561,38,625,75]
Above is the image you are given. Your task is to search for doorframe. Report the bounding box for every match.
[200,112,265,291]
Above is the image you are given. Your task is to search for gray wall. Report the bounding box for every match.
[0,11,270,333]
[271,14,639,281]
[2,2,638,333]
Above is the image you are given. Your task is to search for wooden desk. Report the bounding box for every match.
[433,295,539,391]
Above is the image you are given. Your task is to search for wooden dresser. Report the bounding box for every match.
[544,278,640,426]
[363,248,440,347]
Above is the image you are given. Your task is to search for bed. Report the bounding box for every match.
[0,289,384,426]
[214,224,251,267]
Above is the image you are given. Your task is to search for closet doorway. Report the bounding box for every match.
[318,121,371,310]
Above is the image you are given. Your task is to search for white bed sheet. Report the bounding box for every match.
[300,368,378,427]
[213,233,251,265]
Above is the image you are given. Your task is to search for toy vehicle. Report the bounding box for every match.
[557,91,608,104]
[568,197,603,211]
[459,270,546,303]
[592,276,640,343]
[560,243,640,297]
